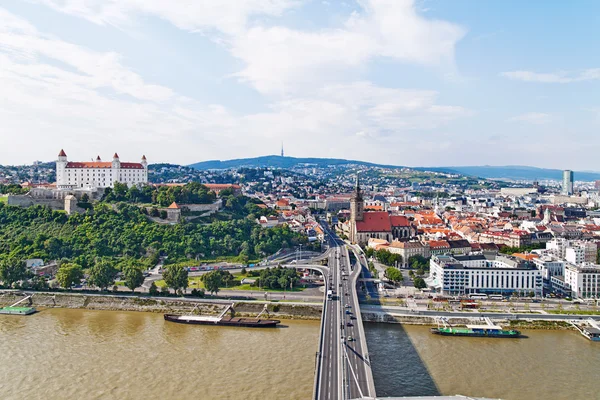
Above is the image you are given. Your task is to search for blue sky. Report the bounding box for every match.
[1,0,599,169]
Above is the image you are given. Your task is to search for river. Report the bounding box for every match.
[0,309,318,400]
[365,322,600,400]
[2,310,600,400]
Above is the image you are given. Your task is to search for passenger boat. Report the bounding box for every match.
[430,317,522,338]
[164,303,280,328]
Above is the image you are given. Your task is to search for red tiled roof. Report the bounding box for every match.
[66,162,112,169]
[428,240,450,249]
[356,211,392,232]
[58,149,67,157]
[168,202,180,209]
[204,184,241,190]
[65,161,144,169]
[120,162,144,169]
[390,215,410,227]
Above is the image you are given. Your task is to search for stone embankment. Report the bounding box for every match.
[0,291,577,330]
[361,311,574,330]
[0,291,323,320]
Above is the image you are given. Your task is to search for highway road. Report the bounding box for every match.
[317,237,341,400]
[315,222,375,400]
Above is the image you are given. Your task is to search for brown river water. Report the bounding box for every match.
[0,309,318,400]
[1,309,599,400]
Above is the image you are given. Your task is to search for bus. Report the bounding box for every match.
[469,293,488,300]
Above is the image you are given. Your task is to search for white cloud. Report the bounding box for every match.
[0,5,471,166]
[32,0,301,35]
[32,0,465,94]
[231,0,466,93]
[508,112,552,125]
[501,69,600,83]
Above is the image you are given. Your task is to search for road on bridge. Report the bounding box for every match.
[315,223,376,400]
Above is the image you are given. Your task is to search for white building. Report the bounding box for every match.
[565,247,585,265]
[546,238,597,265]
[564,264,600,299]
[533,256,565,281]
[427,254,543,296]
[56,149,148,189]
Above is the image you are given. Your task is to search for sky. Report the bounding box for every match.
[1,0,600,169]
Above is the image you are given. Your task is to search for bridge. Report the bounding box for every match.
[311,223,376,400]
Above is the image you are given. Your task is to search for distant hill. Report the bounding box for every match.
[188,156,600,182]
[188,155,402,170]
[416,165,600,182]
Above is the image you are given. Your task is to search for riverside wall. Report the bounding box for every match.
[0,291,323,320]
[361,311,574,330]
[0,291,577,329]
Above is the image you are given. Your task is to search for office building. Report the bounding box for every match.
[562,170,574,195]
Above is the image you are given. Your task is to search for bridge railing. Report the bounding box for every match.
[312,272,329,400]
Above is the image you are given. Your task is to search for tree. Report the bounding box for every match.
[88,261,116,291]
[413,277,427,289]
[0,258,27,286]
[80,193,90,203]
[56,263,83,289]
[385,267,402,283]
[409,255,429,270]
[163,265,188,294]
[149,282,159,296]
[278,276,289,290]
[122,264,145,292]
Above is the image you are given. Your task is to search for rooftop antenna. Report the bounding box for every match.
[280,141,284,157]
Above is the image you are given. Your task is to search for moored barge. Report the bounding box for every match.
[431,317,522,338]
[164,314,280,328]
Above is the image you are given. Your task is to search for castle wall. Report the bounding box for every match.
[7,195,64,210]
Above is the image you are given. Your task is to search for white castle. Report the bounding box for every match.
[56,149,148,189]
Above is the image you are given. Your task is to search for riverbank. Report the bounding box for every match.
[0,291,587,330]
[361,311,575,330]
[0,291,323,320]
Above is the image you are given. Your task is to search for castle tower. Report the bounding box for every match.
[56,149,68,189]
[350,173,364,243]
[141,155,148,182]
[112,153,121,184]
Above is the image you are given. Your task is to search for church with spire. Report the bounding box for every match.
[348,174,412,245]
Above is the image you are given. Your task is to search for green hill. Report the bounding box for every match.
[188,155,401,170]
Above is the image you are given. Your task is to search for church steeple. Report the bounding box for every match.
[350,173,364,221]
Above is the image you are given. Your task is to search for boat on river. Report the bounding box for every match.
[164,303,280,328]
[164,314,280,327]
[0,306,36,315]
[430,317,522,338]
[0,294,37,315]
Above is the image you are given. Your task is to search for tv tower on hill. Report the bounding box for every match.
[281,142,284,157]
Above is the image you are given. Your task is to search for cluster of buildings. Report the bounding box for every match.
[310,172,600,300]
[426,238,600,300]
